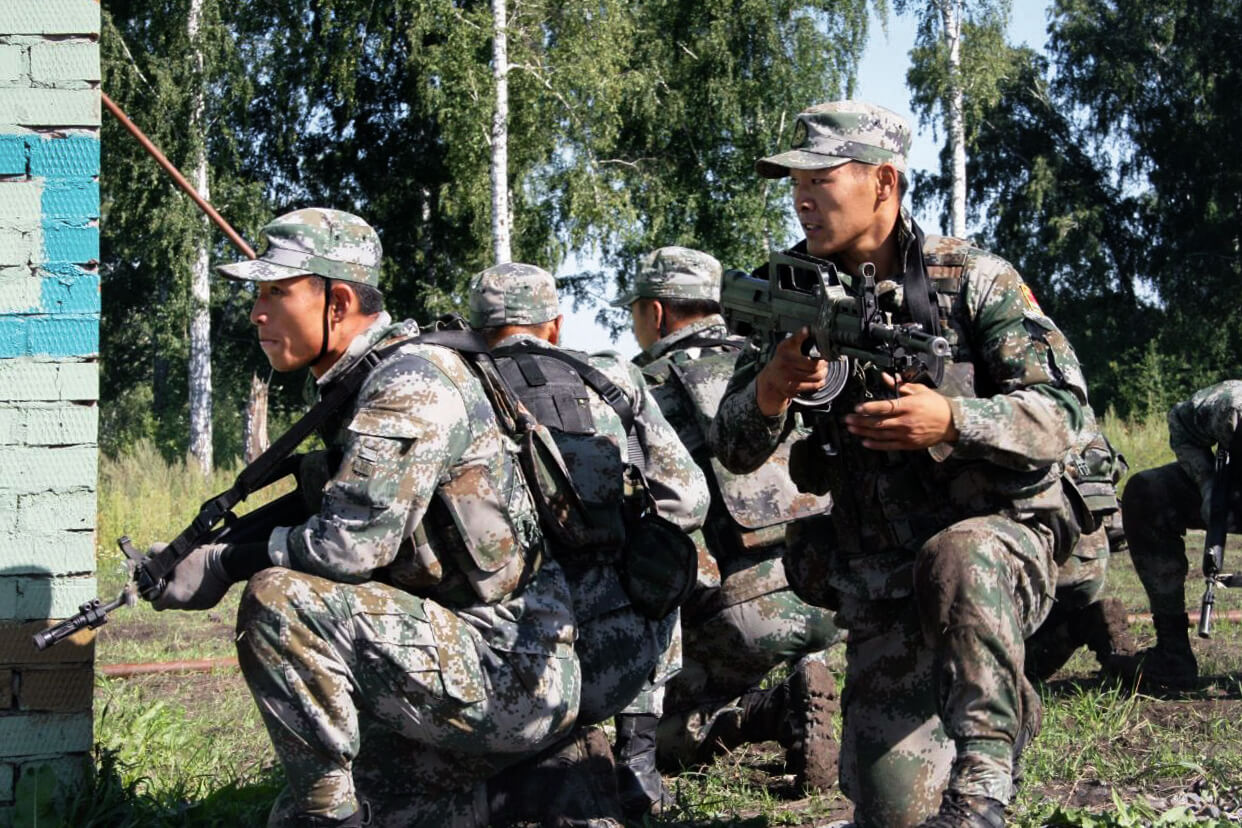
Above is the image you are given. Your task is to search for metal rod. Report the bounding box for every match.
[100,91,257,260]
[99,657,239,678]
[1127,609,1242,626]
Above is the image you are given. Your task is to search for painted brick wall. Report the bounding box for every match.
[0,0,101,819]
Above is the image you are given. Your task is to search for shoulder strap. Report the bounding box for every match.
[905,219,945,386]
[673,334,744,353]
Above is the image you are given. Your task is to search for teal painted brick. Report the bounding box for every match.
[0,532,95,575]
[55,361,97,401]
[0,712,92,759]
[0,318,25,354]
[26,316,98,356]
[0,267,40,313]
[0,89,99,129]
[0,228,39,266]
[40,271,99,314]
[0,361,59,401]
[21,403,96,444]
[14,757,89,807]
[1,576,98,620]
[0,444,96,491]
[0,2,100,35]
[0,136,27,175]
[26,136,98,177]
[41,223,97,263]
[0,762,11,802]
[29,41,99,84]
[0,45,25,83]
[40,180,98,221]
[17,491,96,532]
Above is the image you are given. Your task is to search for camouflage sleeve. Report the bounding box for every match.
[708,340,788,474]
[943,255,1088,470]
[268,349,472,582]
[626,362,710,532]
[1168,380,1242,491]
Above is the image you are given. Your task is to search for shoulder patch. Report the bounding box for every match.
[1019,283,1044,315]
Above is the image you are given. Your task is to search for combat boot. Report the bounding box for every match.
[488,725,624,828]
[294,803,371,827]
[1025,598,1136,682]
[613,713,672,819]
[1107,611,1198,690]
[1082,598,1136,668]
[914,791,1006,828]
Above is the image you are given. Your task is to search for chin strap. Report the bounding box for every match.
[315,276,332,368]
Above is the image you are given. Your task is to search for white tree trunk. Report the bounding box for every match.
[490,0,512,264]
[242,372,270,463]
[187,0,213,474]
[940,0,967,239]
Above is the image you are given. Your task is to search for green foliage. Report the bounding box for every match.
[13,764,66,828]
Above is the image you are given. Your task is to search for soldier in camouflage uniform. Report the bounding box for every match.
[614,246,843,794]
[709,102,1090,828]
[1110,380,1242,689]
[468,262,710,820]
[147,209,581,828]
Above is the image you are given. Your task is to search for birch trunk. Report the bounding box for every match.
[187,0,213,474]
[939,0,967,239]
[242,372,270,463]
[490,0,512,264]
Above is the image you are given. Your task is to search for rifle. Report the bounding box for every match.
[1198,429,1242,638]
[720,249,950,412]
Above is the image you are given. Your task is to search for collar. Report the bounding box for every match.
[642,314,730,363]
[490,331,551,351]
[314,311,408,388]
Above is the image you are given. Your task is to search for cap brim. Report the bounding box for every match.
[608,290,638,308]
[754,150,853,179]
[216,258,312,282]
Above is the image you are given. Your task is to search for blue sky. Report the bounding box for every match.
[559,2,1052,355]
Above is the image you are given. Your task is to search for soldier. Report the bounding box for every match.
[467,262,710,819]
[148,209,581,827]
[614,246,843,795]
[1110,380,1242,689]
[709,102,1090,827]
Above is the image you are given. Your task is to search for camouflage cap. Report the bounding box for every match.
[755,101,911,179]
[469,262,561,328]
[216,208,382,286]
[609,246,723,307]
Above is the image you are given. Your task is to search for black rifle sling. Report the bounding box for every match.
[905,219,945,387]
[671,335,743,353]
[493,341,645,471]
[142,335,424,584]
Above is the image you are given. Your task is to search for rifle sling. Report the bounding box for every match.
[905,219,945,386]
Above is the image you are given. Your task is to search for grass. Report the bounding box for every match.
[27,414,1242,826]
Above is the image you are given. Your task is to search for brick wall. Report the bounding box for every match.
[0,0,101,819]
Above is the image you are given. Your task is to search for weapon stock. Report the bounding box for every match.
[721,250,949,410]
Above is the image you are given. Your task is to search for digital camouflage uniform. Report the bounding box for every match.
[710,102,1089,828]
[623,247,842,776]
[217,211,581,828]
[468,262,709,728]
[1112,380,1242,686]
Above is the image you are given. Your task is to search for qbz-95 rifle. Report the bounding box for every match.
[721,249,950,411]
[1198,430,1242,639]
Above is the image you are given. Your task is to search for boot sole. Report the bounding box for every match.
[794,659,839,794]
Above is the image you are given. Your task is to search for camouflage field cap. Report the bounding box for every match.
[609,246,723,307]
[755,101,911,179]
[216,208,382,286]
[469,262,561,328]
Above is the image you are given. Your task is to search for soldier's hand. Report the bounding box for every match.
[844,373,959,451]
[755,328,828,417]
[147,543,235,611]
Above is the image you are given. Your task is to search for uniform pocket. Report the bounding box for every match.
[356,600,487,705]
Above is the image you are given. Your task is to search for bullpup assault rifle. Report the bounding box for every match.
[720,249,950,410]
[1198,425,1242,638]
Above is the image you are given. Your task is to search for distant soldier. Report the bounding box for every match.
[615,246,843,801]
[150,209,581,827]
[469,263,710,821]
[1111,380,1242,689]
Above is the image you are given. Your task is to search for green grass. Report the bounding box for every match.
[48,417,1242,826]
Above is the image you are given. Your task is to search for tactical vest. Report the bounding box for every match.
[662,340,833,558]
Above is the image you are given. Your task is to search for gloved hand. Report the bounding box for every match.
[146,543,234,611]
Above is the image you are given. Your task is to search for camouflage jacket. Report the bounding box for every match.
[637,316,832,581]
[268,314,573,653]
[710,215,1089,599]
[492,332,709,618]
[1168,380,1242,492]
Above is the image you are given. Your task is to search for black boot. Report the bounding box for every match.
[915,791,1006,828]
[1107,611,1198,689]
[1023,600,1087,682]
[489,725,624,828]
[1082,598,1136,669]
[294,803,371,827]
[613,714,672,819]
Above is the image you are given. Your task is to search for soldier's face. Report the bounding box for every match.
[249,274,325,371]
[790,163,877,259]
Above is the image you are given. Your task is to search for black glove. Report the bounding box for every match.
[146,543,235,611]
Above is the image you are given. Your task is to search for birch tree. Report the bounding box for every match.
[186,0,213,474]
[490,0,512,264]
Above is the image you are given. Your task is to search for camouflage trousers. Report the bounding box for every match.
[837,515,1055,828]
[1122,462,1206,616]
[657,552,842,765]
[235,566,581,828]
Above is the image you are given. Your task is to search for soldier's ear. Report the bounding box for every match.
[329,281,355,320]
[875,163,899,202]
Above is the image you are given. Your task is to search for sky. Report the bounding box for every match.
[557,2,1053,357]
